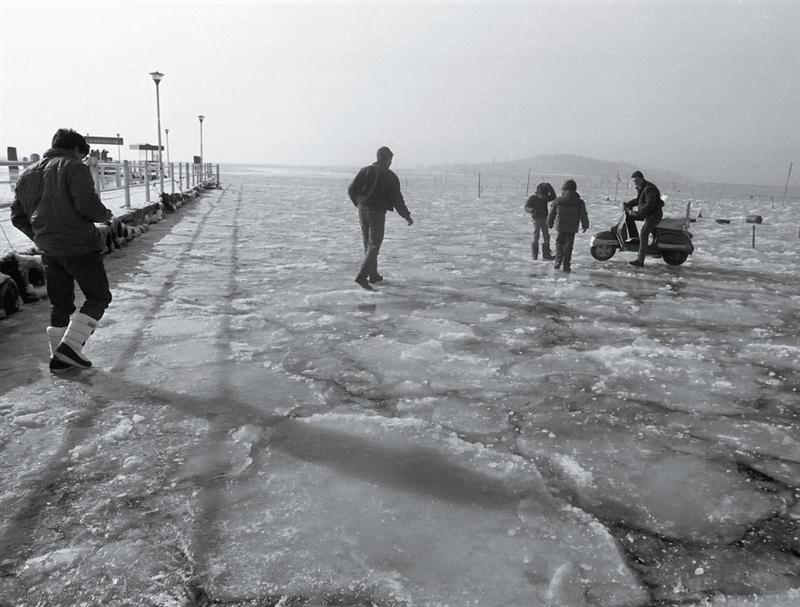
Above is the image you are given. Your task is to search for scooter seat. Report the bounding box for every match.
[655,217,686,231]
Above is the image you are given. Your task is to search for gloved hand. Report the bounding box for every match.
[406,217,414,226]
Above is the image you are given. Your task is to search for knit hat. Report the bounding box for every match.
[376,146,393,162]
[631,170,644,179]
[536,182,556,200]
[51,128,90,156]
[561,179,577,192]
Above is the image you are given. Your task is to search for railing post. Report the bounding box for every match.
[216,164,220,187]
[115,162,121,188]
[123,160,131,208]
[144,161,151,203]
[178,162,183,193]
[170,162,175,194]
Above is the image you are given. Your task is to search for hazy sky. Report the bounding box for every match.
[1,0,798,185]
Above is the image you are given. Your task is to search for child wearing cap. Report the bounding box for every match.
[524,182,556,260]
[547,179,590,272]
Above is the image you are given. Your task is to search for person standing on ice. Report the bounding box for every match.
[547,179,589,273]
[524,182,556,260]
[347,146,413,290]
[624,170,664,267]
[10,128,113,371]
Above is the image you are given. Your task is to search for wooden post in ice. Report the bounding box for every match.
[752,224,756,248]
[781,162,793,206]
[478,172,481,198]
[525,168,531,196]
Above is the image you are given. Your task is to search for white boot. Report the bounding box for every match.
[46,326,71,371]
[55,312,98,369]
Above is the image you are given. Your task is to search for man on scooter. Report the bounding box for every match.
[624,170,664,267]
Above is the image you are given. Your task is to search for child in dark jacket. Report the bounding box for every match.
[523,182,556,260]
[547,179,589,272]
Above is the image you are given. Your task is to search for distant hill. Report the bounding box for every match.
[424,154,690,185]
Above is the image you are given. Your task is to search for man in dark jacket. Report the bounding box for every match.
[347,146,413,290]
[624,170,664,267]
[10,128,113,371]
[547,179,589,272]
[523,182,556,260]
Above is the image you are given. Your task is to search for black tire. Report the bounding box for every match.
[663,250,689,266]
[0,275,20,316]
[591,244,617,261]
[13,254,46,302]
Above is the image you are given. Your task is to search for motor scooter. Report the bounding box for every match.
[590,202,695,266]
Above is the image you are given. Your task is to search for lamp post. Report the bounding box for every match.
[149,70,165,194]
[116,133,121,162]
[198,114,205,182]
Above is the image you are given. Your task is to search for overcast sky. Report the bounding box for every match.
[1,0,798,185]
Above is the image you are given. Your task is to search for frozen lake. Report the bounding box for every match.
[1,166,798,606]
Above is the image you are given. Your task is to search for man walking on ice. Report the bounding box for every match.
[10,128,114,371]
[348,146,414,290]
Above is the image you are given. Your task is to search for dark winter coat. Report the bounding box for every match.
[547,191,590,234]
[626,180,664,218]
[524,194,551,220]
[10,148,111,256]
[347,162,412,221]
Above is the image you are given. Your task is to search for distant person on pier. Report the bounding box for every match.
[10,128,113,371]
[347,146,413,290]
[624,170,664,267]
[524,182,556,260]
[547,179,589,273]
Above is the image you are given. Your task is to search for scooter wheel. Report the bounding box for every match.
[663,251,689,266]
[591,244,617,261]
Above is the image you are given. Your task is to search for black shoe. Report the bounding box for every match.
[354,276,373,290]
[49,357,72,372]
[554,263,561,270]
[542,252,554,261]
[54,343,92,369]
[368,274,383,284]
[629,260,644,267]
[563,265,571,272]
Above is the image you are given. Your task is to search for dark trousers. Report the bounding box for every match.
[637,209,663,263]
[356,205,386,280]
[42,251,112,326]
[532,218,550,249]
[554,231,576,268]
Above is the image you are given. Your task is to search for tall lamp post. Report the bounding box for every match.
[198,114,205,182]
[149,70,165,194]
[116,133,121,162]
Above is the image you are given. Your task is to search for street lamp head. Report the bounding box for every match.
[150,71,164,84]
[198,115,205,123]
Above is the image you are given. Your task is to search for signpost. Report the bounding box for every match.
[85,136,124,146]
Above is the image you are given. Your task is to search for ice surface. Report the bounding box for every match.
[0,167,798,605]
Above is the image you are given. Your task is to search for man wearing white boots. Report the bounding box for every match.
[10,128,113,371]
